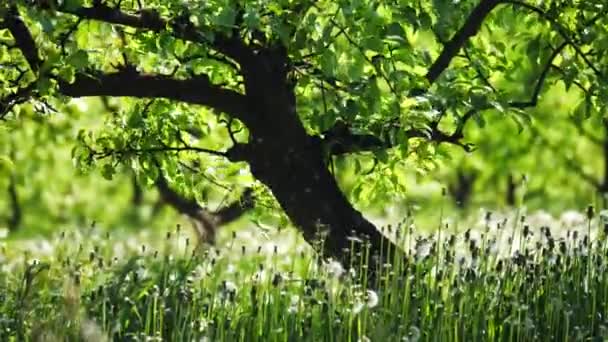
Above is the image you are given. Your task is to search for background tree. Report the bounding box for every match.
[1,0,607,279]
[432,74,608,214]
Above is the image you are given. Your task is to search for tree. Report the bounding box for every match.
[153,171,254,244]
[531,105,608,208]
[435,70,608,213]
[1,0,607,281]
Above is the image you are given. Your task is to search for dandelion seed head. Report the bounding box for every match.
[560,210,585,228]
[135,267,148,281]
[325,260,344,278]
[366,290,378,308]
[352,301,365,315]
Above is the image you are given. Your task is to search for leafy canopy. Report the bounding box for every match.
[0,0,607,211]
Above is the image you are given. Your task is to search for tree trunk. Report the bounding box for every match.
[131,173,144,207]
[600,119,608,207]
[7,172,21,231]
[506,173,517,207]
[237,50,392,282]
[247,133,388,271]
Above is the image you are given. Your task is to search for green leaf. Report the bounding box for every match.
[37,15,55,33]
[384,22,406,43]
[36,77,54,96]
[353,158,361,174]
[0,155,14,172]
[101,163,115,180]
[58,66,76,83]
[489,100,505,114]
[320,49,337,76]
[215,6,237,28]
[473,112,486,128]
[526,36,541,65]
[494,41,507,54]
[419,12,433,30]
[66,50,89,69]
[401,6,418,26]
[572,98,592,123]
[243,9,261,30]
[375,149,389,163]
[156,33,174,52]
[62,0,84,11]
[362,36,384,53]
[343,99,359,120]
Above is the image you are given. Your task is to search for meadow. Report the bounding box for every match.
[1,207,607,341]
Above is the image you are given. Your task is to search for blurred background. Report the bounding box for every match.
[0,78,603,242]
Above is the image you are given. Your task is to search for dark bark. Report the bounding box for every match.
[155,174,218,243]
[426,0,502,83]
[154,173,252,244]
[59,71,250,121]
[214,188,254,226]
[449,168,477,209]
[7,173,21,231]
[506,173,517,207]
[237,51,389,282]
[600,120,608,207]
[131,173,144,207]
[251,145,386,271]
[3,6,43,72]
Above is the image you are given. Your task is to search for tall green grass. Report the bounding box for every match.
[0,209,607,341]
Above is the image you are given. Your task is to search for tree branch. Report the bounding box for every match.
[3,6,251,123]
[0,7,42,118]
[324,116,475,156]
[7,170,21,231]
[0,82,36,119]
[509,41,568,109]
[154,171,253,243]
[58,70,250,123]
[154,172,207,220]
[2,6,43,72]
[90,144,232,161]
[462,44,496,92]
[213,188,255,226]
[426,0,501,84]
[324,14,596,156]
[43,2,254,66]
[321,0,504,155]
[503,0,606,80]
[532,125,602,190]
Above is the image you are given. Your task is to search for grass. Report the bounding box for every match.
[1,208,608,341]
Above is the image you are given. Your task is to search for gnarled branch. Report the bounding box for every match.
[154,172,253,244]
[426,0,501,83]
[3,6,251,123]
[2,6,42,72]
[58,70,251,123]
[37,2,254,66]
[213,188,255,226]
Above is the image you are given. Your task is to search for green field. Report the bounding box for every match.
[1,208,607,341]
